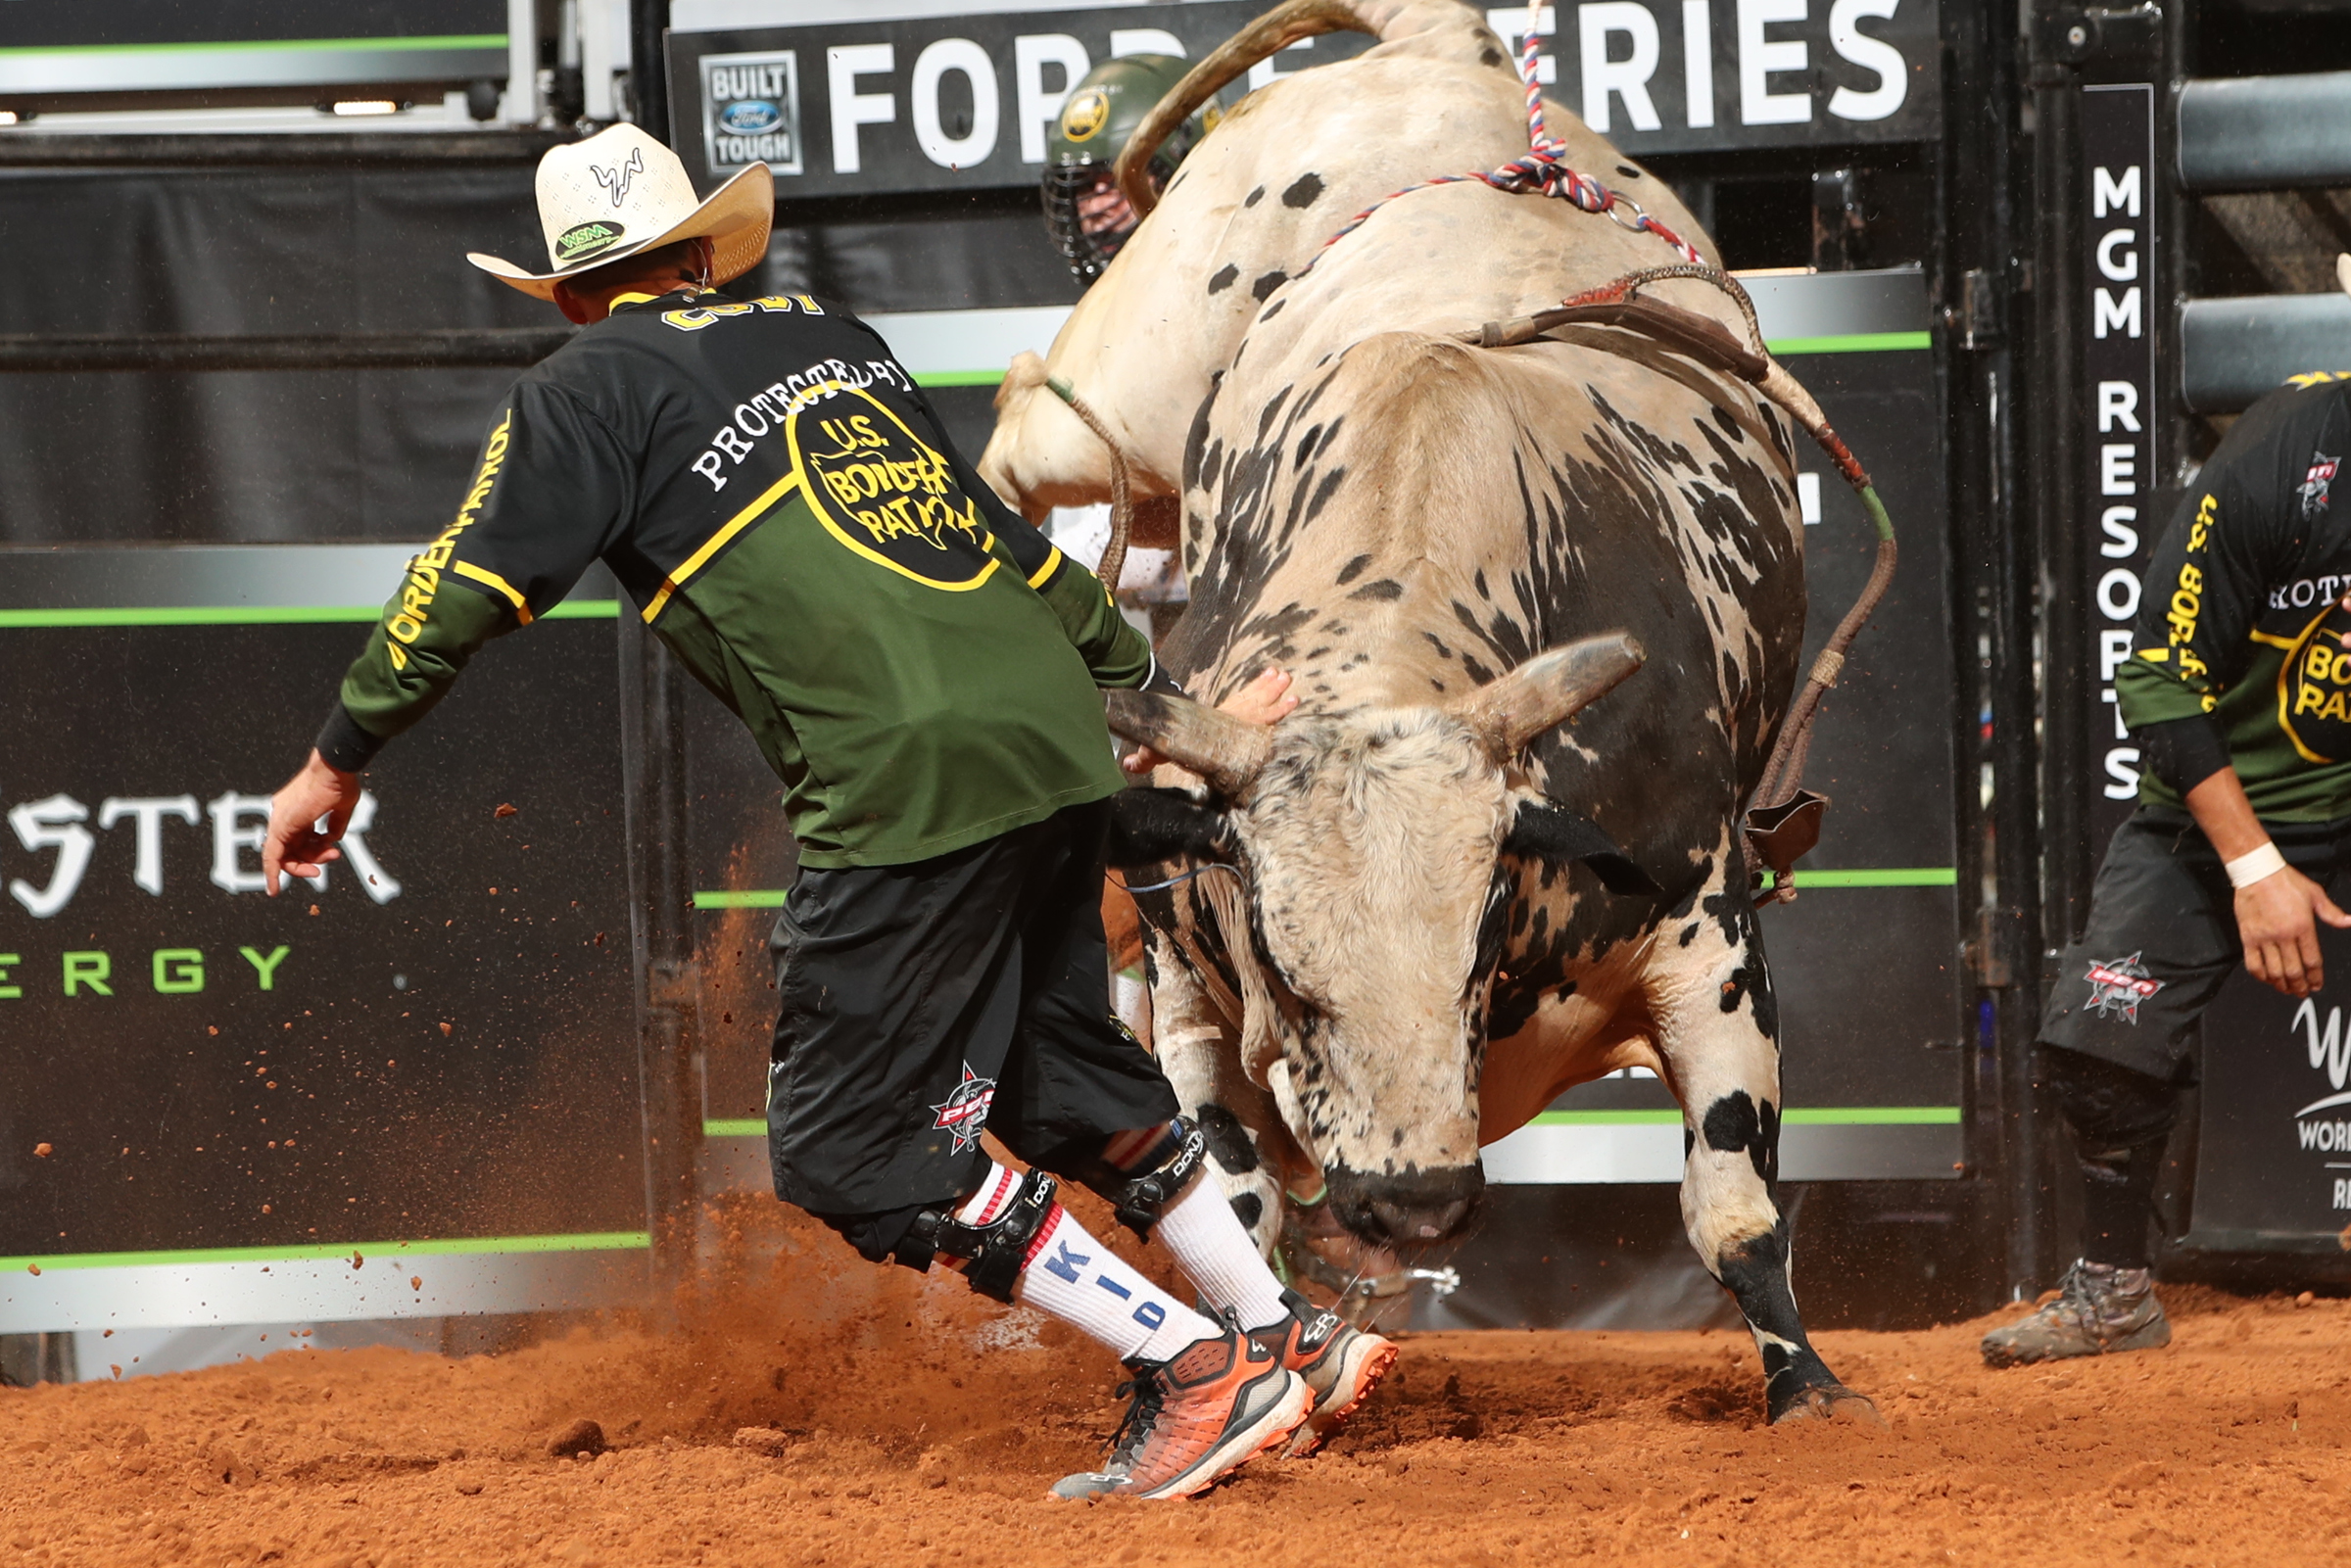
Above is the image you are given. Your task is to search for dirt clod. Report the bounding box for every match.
[494,803,518,819]
[732,1427,792,1457]
[33,1142,51,1158]
[546,1419,605,1460]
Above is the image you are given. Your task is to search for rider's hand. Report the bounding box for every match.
[263,749,362,895]
[2235,864,2351,997]
[1122,666,1298,776]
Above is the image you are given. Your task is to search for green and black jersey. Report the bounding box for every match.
[318,286,1153,868]
[2117,374,2351,820]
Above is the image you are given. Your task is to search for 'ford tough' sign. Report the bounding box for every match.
[669,0,1942,196]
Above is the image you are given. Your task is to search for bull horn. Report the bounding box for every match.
[1117,0,1388,217]
[1450,633,1646,760]
[1105,689,1274,800]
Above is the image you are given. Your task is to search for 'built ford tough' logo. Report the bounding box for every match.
[792,388,997,592]
[702,51,802,176]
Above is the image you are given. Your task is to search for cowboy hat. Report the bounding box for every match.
[468,123,773,301]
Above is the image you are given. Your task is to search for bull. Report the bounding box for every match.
[985,0,1876,1424]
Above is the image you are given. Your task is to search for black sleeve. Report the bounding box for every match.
[2131,713,2231,798]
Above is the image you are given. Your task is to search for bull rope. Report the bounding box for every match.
[1278,11,1896,905]
[1455,263,1899,907]
[1041,373,1137,602]
[1296,19,1703,280]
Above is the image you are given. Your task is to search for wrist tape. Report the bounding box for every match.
[2225,842,2287,889]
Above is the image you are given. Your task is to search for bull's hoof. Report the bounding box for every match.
[1768,1384,1884,1427]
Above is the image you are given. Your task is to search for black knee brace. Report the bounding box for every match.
[898,1168,1060,1304]
[2042,1047,2181,1267]
[2042,1046,2181,1157]
[1106,1118,1208,1238]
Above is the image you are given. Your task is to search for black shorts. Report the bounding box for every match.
[765,797,1179,1217]
[2040,806,2351,1079]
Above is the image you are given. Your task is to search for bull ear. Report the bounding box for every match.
[1503,800,1660,896]
[1451,632,1645,761]
[1105,689,1273,801]
[1107,787,1229,871]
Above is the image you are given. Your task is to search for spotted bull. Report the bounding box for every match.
[985,0,1875,1424]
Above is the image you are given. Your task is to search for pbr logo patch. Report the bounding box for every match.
[931,1062,997,1154]
[2302,451,2339,519]
[2084,952,2164,1023]
[790,386,998,591]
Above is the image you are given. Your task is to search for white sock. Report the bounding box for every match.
[955,1165,1222,1363]
[1151,1174,1292,1334]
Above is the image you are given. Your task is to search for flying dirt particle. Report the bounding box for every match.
[547,1418,606,1460]
[352,1253,364,1269]
[208,1026,218,1035]
[25,1264,38,1276]
[110,1364,120,1379]
[102,1329,112,1338]
[495,803,519,819]
[440,1022,453,1037]
[33,1143,50,1158]
[2297,1291,2316,1308]
[262,1205,271,1214]
[308,905,319,917]
[734,1428,793,1457]
[410,1276,422,1291]
[489,887,499,896]
[594,932,606,946]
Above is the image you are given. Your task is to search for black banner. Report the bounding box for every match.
[669,0,1943,197]
[2079,82,2160,849]
[2189,929,2351,1250]
[0,582,646,1262]
[0,1,503,50]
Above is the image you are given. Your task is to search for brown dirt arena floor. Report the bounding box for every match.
[6,1205,2348,1568]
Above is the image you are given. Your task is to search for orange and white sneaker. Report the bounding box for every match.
[1049,1321,1310,1500]
[1251,1289,1399,1455]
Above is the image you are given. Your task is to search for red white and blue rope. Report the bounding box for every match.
[1298,16,1703,276]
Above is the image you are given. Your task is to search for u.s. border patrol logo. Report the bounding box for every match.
[791,387,999,591]
[2279,595,2351,764]
[2084,952,2163,1023]
[930,1062,997,1154]
[1060,85,1111,142]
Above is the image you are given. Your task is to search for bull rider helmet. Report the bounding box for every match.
[1043,54,1217,284]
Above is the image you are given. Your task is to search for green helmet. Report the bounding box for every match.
[1043,54,1216,283]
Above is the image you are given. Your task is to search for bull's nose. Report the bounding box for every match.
[1325,1162,1485,1247]
[1369,1197,1474,1243]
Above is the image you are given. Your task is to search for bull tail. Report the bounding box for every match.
[1116,0,1431,215]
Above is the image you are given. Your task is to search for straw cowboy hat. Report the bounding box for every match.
[468,123,773,301]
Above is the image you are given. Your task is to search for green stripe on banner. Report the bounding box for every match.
[0,35,507,60]
[0,600,619,630]
[1531,1106,1959,1127]
[913,370,1011,388]
[1,1230,649,1274]
[704,1118,766,1138]
[1765,331,1933,356]
[1799,867,1957,887]
[694,889,788,910]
